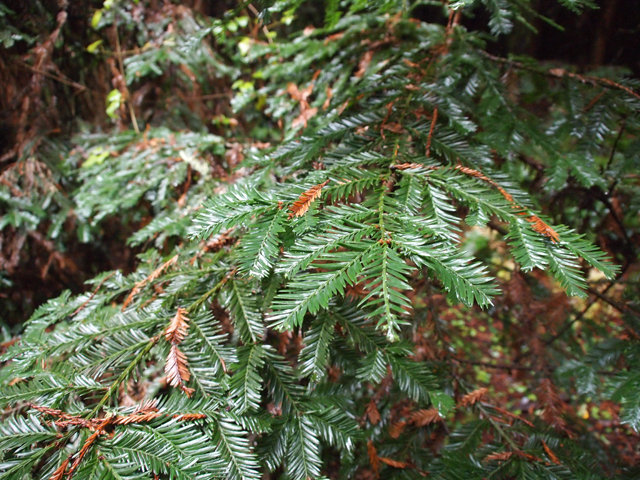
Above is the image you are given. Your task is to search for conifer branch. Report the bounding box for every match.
[480,50,640,101]
[1,1,632,478]
[67,417,112,478]
[165,346,195,397]
[89,335,160,418]
[164,308,194,397]
[288,180,330,219]
[122,255,178,311]
[164,307,190,344]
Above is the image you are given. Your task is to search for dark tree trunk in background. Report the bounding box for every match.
[533,0,640,75]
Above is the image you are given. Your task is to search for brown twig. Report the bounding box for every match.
[66,417,112,478]
[545,264,628,347]
[480,51,640,101]
[247,3,273,45]
[17,61,87,91]
[454,357,546,372]
[605,118,626,175]
[72,272,116,316]
[425,107,438,157]
[113,23,139,133]
[584,89,606,113]
[491,405,534,428]
[586,287,640,318]
[122,254,178,310]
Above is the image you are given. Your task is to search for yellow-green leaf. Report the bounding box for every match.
[91,9,102,29]
[83,148,110,168]
[86,40,102,53]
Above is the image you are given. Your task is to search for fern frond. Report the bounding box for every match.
[0,415,57,452]
[192,183,275,240]
[277,209,375,278]
[395,173,425,215]
[422,183,461,239]
[506,217,551,271]
[399,234,498,307]
[387,352,438,403]
[263,347,304,415]
[325,168,381,201]
[335,302,387,354]
[554,226,620,279]
[356,349,388,383]
[107,421,222,480]
[359,244,413,341]
[186,312,236,377]
[0,374,105,409]
[309,406,359,455]
[546,246,588,298]
[261,418,289,472]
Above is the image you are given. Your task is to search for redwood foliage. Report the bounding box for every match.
[1,1,640,479]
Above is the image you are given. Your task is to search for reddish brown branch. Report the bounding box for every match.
[480,51,640,101]
[72,272,116,317]
[288,180,329,219]
[425,107,438,157]
[66,417,112,478]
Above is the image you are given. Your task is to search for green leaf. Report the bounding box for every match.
[83,147,110,168]
[105,89,122,119]
[91,9,103,29]
[86,39,103,53]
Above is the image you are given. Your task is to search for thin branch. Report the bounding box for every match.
[17,61,87,91]
[193,93,233,99]
[605,118,626,173]
[187,272,234,313]
[67,417,112,478]
[584,89,606,112]
[454,357,545,372]
[247,3,273,45]
[425,107,438,157]
[72,272,116,316]
[88,334,160,418]
[545,264,628,346]
[586,287,640,318]
[113,22,139,133]
[480,51,640,101]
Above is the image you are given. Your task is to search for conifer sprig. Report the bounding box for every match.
[1,0,637,479]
